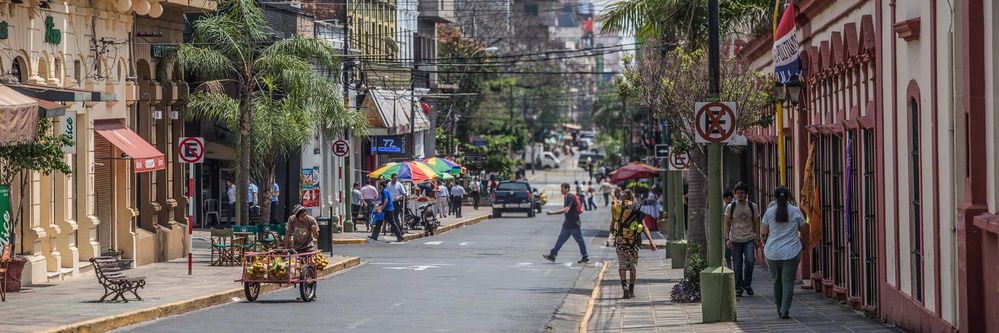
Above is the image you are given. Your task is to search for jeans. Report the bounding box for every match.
[471,191,480,209]
[603,193,610,206]
[371,210,403,241]
[731,240,756,290]
[549,226,588,259]
[587,195,596,210]
[270,201,279,223]
[767,255,801,315]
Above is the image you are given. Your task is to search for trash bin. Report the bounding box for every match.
[316,217,332,252]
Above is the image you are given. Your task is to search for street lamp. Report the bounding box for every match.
[775,75,803,106]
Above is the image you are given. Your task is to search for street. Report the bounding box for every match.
[117,168,615,333]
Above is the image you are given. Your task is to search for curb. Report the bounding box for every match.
[41,257,362,333]
[333,214,492,244]
[578,261,609,333]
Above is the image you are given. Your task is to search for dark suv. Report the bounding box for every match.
[490,181,535,218]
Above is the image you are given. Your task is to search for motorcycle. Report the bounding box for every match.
[405,202,440,235]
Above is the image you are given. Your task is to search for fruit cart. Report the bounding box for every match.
[236,249,331,302]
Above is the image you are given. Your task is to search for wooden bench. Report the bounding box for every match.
[89,257,145,302]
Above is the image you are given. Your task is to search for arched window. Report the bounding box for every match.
[908,98,923,303]
[11,57,24,83]
[74,59,82,83]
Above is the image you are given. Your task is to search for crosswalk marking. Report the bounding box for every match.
[424,241,443,245]
[459,242,473,246]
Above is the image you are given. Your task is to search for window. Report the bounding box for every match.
[848,131,861,298]
[832,134,844,288]
[908,99,923,302]
[74,60,82,83]
[862,129,878,307]
[820,135,832,280]
[10,58,22,83]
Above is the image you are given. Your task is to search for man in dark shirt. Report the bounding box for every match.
[543,183,589,264]
[368,181,404,242]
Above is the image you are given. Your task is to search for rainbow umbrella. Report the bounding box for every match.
[369,161,439,183]
[423,157,463,175]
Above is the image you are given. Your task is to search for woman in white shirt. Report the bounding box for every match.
[761,186,807,320]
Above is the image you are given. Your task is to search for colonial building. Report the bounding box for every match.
[1,0,209,284]
[738,0,998,332]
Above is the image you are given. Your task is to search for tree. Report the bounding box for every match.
[0,118,72,252]
[177,0,366,225]
[621,47,772,256]
[600,0,773,44]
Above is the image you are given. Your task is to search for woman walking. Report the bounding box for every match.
[609,190,657,299]
[761,186,807,319]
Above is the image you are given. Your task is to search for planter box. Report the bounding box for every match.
[4,256,27,292]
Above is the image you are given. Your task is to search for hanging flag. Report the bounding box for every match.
[844,137,855,242]
[799,139,822,250]
[773,0,802,84]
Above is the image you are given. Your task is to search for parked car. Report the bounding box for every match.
[539,152,560,169]
[577,152,605,169]
[491,181,536,218]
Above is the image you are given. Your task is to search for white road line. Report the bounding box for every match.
[424,241,443,245]
[458,242,473,246]
[347,318,371,329]
[392,300,408,307]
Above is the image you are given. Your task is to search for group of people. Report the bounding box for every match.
[543,178,807,320]
[572,179,617,211]
[224,179,281,224]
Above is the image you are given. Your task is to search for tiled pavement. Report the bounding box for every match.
[0,248,356,333]
[588,255,903,333]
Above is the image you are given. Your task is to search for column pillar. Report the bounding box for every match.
[76,107,100,261]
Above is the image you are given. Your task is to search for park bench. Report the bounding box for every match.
[89,256,145,302]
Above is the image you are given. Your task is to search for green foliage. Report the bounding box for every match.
[684,243,708,283]
[176,0,367,224]
[624,181,651,196]
[0,118,72,184]
[0,118,73,233]
[600,0,775,45]
[595,133,622,167]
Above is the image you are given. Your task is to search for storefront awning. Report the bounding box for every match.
[364,89,431,133]
[94,120,165,173]
[7,83,114,102]
[0,85,40,145]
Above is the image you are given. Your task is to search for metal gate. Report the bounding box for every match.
[95,138,114,254]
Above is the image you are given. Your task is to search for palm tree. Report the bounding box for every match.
[600,0,773,46]
[178,0,367,225]
[602,0,775,257]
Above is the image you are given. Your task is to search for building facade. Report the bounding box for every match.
[738,0,998,332]
[1,0,209,284]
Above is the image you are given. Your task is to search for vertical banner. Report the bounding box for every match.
[301,167,321,208]
[60,110,77,154]
[772,0,801,84]
[0,184,11,247]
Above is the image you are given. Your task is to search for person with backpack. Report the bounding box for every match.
[724,182,761,297]
[609,190,657,299]
[543,183,589,264]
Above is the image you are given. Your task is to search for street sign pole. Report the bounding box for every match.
[188,162,194,275]
[701,0,737,323]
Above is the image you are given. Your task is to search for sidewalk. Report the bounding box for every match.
[0,248,360,333]
[333,206,492,244]
[588,255,902,333]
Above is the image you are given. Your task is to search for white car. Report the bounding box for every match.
[539,152,560,169]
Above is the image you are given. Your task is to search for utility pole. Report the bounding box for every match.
[700,0,737,323]
[342,20,353,230]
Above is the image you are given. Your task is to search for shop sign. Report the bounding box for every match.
[0,21,8,40]
[0,184,11,247]
[60,111,76,154]
[300,167,320,208]
[44,16,61,45]
[370,135,405,155]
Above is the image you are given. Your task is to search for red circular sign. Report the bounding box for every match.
[332,139,350,157]
[694,102,737,143]
[177,137,204,164]
[669,151,688,170]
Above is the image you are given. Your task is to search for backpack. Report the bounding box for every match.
[612,201,645,245]
[572,194,584,214]
[726,201,756,221]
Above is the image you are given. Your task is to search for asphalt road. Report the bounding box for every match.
[118,168,614,333]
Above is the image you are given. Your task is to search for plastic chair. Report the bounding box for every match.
[203,198,220,228]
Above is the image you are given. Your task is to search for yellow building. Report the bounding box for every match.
[1,0,210,285]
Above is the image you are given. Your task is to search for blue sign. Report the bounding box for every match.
[371,135,406,155]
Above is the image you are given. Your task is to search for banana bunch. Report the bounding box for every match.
[270,257,288,279]
[246,258,267,280]
[629,221,644,232]
[314,253,329,271]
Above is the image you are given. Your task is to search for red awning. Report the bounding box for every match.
[94,119,165,173]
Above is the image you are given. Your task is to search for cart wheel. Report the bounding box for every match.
[244,282,260,302]
[299,266,317,302]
